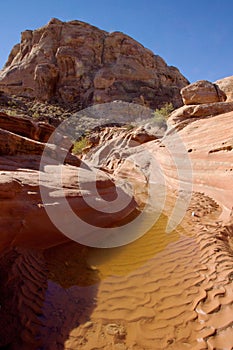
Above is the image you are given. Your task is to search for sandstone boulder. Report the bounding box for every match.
[181,80,226,105]
[215,75,233,102]
[0,18,188,109]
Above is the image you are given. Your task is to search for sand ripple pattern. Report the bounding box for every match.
[2,200,233,350]
[64,214,233,349]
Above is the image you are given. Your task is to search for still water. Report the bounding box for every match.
[42,214,206,349]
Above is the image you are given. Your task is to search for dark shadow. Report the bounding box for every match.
[0,244,100,350]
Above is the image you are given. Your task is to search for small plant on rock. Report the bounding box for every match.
[154,102,174,120]
[72,136,89,155]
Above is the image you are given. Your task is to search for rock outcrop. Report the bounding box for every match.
[215,75,233,102]
[83,107,233,220]
[168,101,233,127]
[0,112,140,251]
[0,111,140,349]
[0,112,54,142]
[165,80,233,217]
[0,18,188,109]
[181,80,226,105]
[169,78,233,127]
[1,76,233,348]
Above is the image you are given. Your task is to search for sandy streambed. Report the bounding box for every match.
[34,194,233,350]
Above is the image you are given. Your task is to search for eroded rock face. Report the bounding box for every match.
[0,112,140,249]
[0,248,47,349]
[0,18,188,109]
[1,90,233,349]
[0,112,54,142]
[181,80,226,105]
[0,112,140,348]
[167,77,233,128]
[215,75,233,102]
[168,101,233,127]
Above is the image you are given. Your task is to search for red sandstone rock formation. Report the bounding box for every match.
[0,112,54,142]
[168,79,233,127]
[168,101,233,127]
[215,75,233,102]
[181,80,226,105]
[0,18,188,109]
[0,111,139,349]
[0,26,233,347]
[1,103,233,348]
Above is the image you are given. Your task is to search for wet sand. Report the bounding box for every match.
[39,193,233,350]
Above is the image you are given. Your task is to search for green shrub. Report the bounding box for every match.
[153,102,174,120]
[32,112,40,119]
[5,109,17,117]
[125,124,134,131]
[72,137,89,155]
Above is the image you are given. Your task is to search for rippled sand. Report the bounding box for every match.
[38,194,233,350]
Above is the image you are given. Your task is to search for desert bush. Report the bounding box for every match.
[72,136,89,155]
[32,112,40,119]
[5,109,17,117]
[153,102,174,120]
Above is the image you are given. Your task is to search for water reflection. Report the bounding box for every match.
[45,214,181,286]
[41,215,183,349]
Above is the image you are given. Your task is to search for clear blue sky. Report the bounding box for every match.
[1,0,233,82]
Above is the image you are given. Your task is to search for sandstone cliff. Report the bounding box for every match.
[0,18,188,109]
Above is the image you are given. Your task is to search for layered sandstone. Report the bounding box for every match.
[0,112,139,349]
[0,112,139,251]
[45,96,233,350]
[0,26,233,348]
[0,112,54,142]
[0,99,233,349]
[0,18,188,109]
[168,78,233,128]
[69,90,233,350]
[215,75,233,102]
[181,79,226,105]
[168,101,233,128]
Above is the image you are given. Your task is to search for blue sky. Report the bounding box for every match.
[1,0,233,82]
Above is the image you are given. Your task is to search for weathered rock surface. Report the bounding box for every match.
[71,96,233,350]
[166,110,233,216]
[0,112,139,349]
[1,75,233,349]
[215,75,233,102]
[0,113,80,168]
[0,113,139,251]
[80,81,233,219]
[0,18,188,109]
[168,101,233,128]
[181,80,226,105]
[0,247,47,348]
[0,112,54,142]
